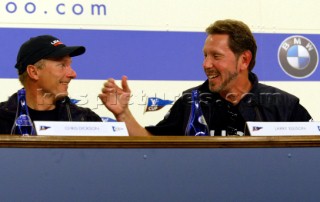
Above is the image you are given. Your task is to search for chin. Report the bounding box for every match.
[208,82,218,92]
[209,84,224,93]
[55,92,69,100]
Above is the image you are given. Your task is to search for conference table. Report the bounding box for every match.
[1,135,319,202]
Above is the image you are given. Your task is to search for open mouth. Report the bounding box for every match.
[208,75,218,79]
[207,73,220,80]
[60,81,69,85]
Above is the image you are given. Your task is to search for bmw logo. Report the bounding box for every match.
[278,35,318,79]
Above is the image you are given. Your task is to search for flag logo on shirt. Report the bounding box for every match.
[145,97,173,112]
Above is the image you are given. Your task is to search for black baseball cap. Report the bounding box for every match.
[15,35,86,75]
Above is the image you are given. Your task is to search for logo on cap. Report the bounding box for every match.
[51,39,63,46]
[278,35,318,79]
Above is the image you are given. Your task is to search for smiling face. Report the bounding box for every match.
[202,34,241,94]
[36,56,77,99]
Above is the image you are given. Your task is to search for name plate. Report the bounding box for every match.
[34,121,128,136]
[246,122,320,136]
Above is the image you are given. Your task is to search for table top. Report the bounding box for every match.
[1,135,320,148]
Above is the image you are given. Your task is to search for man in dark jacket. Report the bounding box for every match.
[144,72,312,136]
[0,35,102,135]
[99,19,312,136]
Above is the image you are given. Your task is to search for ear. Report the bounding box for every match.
[26,65,40,80]
[239,50,252,71]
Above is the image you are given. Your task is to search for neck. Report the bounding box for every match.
[25,87,56,111]
[220,77,252,105]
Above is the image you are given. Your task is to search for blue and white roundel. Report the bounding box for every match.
[287,45,310,69]
[278,35,318,79]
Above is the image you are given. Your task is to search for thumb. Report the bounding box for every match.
[121,75,131,93]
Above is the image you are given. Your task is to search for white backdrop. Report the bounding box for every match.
[0,0,319,125]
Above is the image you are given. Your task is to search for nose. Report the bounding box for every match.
[203,57,213,69]
[66,66,77,79]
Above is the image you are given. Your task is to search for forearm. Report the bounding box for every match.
[115,109,152,136]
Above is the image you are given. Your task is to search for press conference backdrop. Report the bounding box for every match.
[0,0,319,125]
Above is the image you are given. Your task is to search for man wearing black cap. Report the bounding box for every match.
[0,35,102,134]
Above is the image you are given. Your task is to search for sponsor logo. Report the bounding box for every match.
[70,98,80,104]
[112,126,124,132]
[278,35,318,79]
[40,126,51,131]
[51,39,63,46]
[252,126,263,131]
[145,97,173,112]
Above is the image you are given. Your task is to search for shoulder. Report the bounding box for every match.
[249,72,299,103]
[252,82,312,121]
[70,104,102,121]
[0,93,18,115]
[59,98,102,121]
[254,82,299,103]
